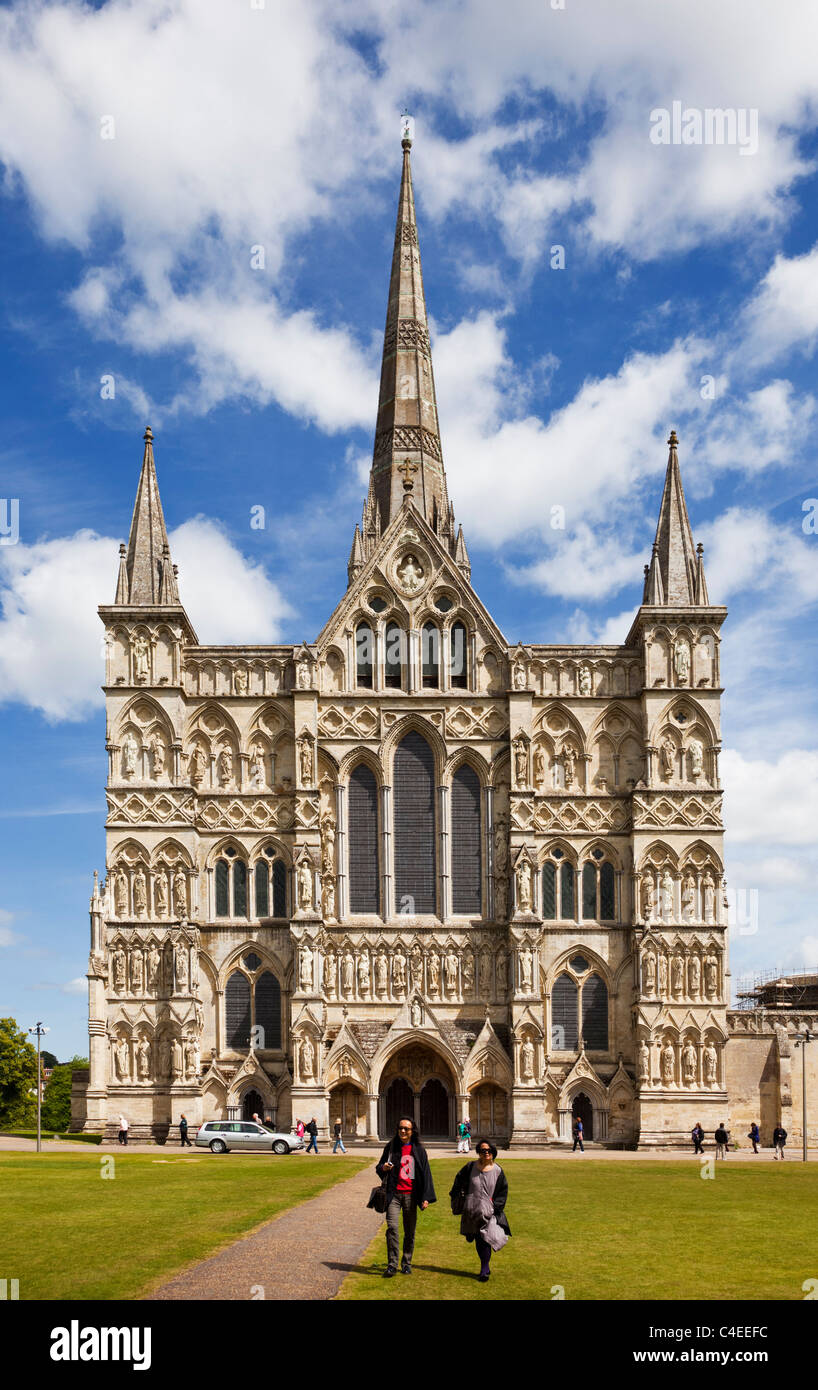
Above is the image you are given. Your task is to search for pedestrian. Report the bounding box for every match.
[332,1117,347,1154]
[304,1117,319,1154]
[252,1112,264,1128]
[748,1121,760,1154]
[692,1122,705,1155]
[449,1138,511,1283]
[772,1123,787,1160]
[572,1116,584,1152]
[715,1121,729,1159]
[117,1114,129,1146]
[179,1113,192,1147]
[456,1118,470,1154]
[294,1118,305,1140]
[376,1116,436,1278]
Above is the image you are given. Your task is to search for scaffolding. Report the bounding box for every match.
[734,967,818,1011]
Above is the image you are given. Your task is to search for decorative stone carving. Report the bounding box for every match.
[396,553,424,594]
[688,956,701,998]
[171,1037,184,1081]
[341,950,354,997]
[376,951,389,995]
[512,660,527,690]
[123,732,138,778]
[660,736,675,780]
[661,1042,675,1085]
[513,738,528,789]
[496,950,508,995]
[673,636,691,685]
[300,1035,315,1080]
[533,745,546,790]
[671,955,684,997]
[217,747,233,787]
[428,951,440,994]
[175,943,189,993]
[479,950,491,997]
[322,876,335,920]
[114,1037,130,1080]
[689,739,703,778]
[149,734,165,779]
[703,1043,717,1085]
[136,1035,152,1081]
[641,873,654,923]
[173,869,187,918]
[323,949,336,997]
[132,634,149,684]
[133,868,147,917]
[682,872,696,920]
[462,951,474,997]
[410,947,423,995]
[299,736,314,786]
[113,948,126,992]
[115,872,128,917]
[297,861,313,911]
[562,742,576,788]
[642,952,656,994]
[682,1042,697,1085]
[234,668,248,695]
[579,665,592,696]
[411,998,422,1028]
[703,873,716,924]
[660,868,674,921]
[296,658,311,689]
[658,953,668,997]
[148,944,161,993]
[521,1036,535,1082]
[299,946,313,992]
[250,743,266,789]
[357,951,370,995]
[519,946,534,993]
[188,745,207,786]
[704,955,719,999]
[155,872,168,917]
[638,1039,650,1083]
[516,859,532,914]
[320,813,336,874]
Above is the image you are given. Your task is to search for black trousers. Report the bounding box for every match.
[475,1233,492,1270]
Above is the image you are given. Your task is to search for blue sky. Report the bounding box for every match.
[1,0,817,1059]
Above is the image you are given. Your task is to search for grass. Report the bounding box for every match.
[337,1158,818,1301]
[0,1151,366,1300]
[0,1129,102,1144]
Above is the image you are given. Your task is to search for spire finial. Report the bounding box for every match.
[668,429,678,448]
[144,425,153,443]
[401,109,414,149]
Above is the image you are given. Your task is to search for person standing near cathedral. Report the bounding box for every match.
[714,1121,729,1159]
[572,1116,584,1152]
[456,1117,470,1154]
[376,1117,436,1277]
[117,1114,128,1146]
[747,1121,760,1154]
[692,1122,705,1155]
[179,1113,192,1148]
[772,1122,787,1159]
[332,1117,347,1154]
[304,1117,319,1155]
[449,1138,511,1283]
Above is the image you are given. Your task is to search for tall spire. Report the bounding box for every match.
[647,430,706,605]
[367,121,452,539]
[117,427,177,605]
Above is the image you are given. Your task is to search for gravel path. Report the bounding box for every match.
[147,1162,384,1301]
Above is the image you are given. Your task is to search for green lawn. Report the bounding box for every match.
[0,1151,366,1300]
[338,1159,818,1301]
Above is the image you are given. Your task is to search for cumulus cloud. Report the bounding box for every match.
[722,748,818,847]
[740,243,818,366]
[0,520,292,720]
[698,508,818,607]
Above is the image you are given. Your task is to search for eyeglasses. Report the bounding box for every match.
[398,1125,412,1131]
[477,1147,491,1154]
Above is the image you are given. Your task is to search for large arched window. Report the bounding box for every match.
[226,964,282,1051]
[580,853,617,922]
[215,849,249,918]
[254,847,288,919]
[560,861,575,920]
[394,731,436,913]
[421,622,440,689]
[225,971,251,1047]
[582,973,609,1050]
[552,973,578,1051]
[384,622,404,690]
[348,763,380,913]
[356,622,373,689]
[451,764,481,914]
[542,861,556,919]
[450,622,468,689]
[255,970,282,1049]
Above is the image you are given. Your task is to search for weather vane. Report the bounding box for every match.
[401,109,414,145]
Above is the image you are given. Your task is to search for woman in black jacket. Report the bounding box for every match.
[449,1138,511,1282]
[375,1117,437,1277]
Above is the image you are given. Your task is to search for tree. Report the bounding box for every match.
[41,1049,59,1070]
[0,1018,38,1129]
[42,1056,88,1132]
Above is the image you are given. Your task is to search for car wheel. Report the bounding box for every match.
[209,1139,228,1154]
[272,1140,289,1155]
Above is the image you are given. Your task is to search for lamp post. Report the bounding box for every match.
[793,1029,812,1163]
[28,1022,50,1153]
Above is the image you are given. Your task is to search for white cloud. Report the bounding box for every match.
[740,244,818,366]
[0,520,292,721]
[60,978,87,996]
[698,381,817,475]
[801,936,818,966]
[698,507,818,607]
[722,748,818,847]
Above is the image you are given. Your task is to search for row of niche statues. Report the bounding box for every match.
[513,660,595,697]
[658,734,705,782]
[110,939,198,996]
[638,1036,721,1088]
[514,738,579,791]
[113,866,189,920]
[121,729,168,780]
[310,942,516,1001]
[641,949,720,1001]
[641,868,720,925]
[112,1030,200,1083]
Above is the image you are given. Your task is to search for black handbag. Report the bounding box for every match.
[367,1176,388,1213]
[450,1189,465,1216]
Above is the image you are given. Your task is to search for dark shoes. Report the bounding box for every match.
[478,1270,490,1282]
[401,1262,412,1275]
[384,1265,397,1278]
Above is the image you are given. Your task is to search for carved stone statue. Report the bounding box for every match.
[297,658,311,689]
[514,740,528,788]
[188,744,207,786]
[132,634,149,683]
[493,818,509,876]
[130,949,143,993]
[660,868,674,921]
[638,1039,650,1083]
[339,1053,352,1078]
[234,667,248,695]
[217,747,233,786]
[682,873,696,920]
[136,1035,151,1081]
[495,875,508,923]
[411,998,422,1028]
[462,952,474,996]
[642,952,656,994]
[428,952,440,994]
[299,737,313,786]
[579,665,592,696]
[704,955,719,998]
[175,944,189,993]
[341,951,354,997]
[393,950,406,994]
[155,872,168,917]
[148,944,161,993]
[184,1036,198,1079]
[688,956,701,997]
[521,1037,535,1081]
[520,946,534,992]
[702,873,716,923]
[322,876,335,920]
[149,735,165,779]
[376,952,389,995]
[123,732,138,777]
[689,739,704,779]
[113,948,126,991]
[115,872,128,917]
[173,869,187,918]
[658,953,668,997]
[171,1037,183,1080]
[357,952,370,995]
[250,743,266,789]
[512,660,526,690]
[300,1035,315,1080]
[299,946,313,992]
[410,948,423,995]
[479,951,491,997]
[158,1035,171,1080]
[703,1044,717,1085]
[444,951,458,995]
[641,873,654,922]
[562,742,576,788]
[397,553,424,593]
[682,1042,697,1085]
[516,859,532,914]
[533,745,546,790]
[114,1037,130,1080]
[133,868,147,917]
[673,636,691,685]
[660,1042,675,1085]
[320,813,336,874]
[496,950,508,994]
[297,861,313,911]
[323,950,336,997]
[671,955,684,997]
[660,736,676,781]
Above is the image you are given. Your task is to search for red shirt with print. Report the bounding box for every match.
[396,1143,414,1192]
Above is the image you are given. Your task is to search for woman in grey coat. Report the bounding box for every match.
[449,1138,511,1282]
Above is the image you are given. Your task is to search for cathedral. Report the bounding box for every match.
[74,130,749,1149]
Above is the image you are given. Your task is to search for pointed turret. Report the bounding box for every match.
[648,430,702,605]
[118,427,176,605]
[454,525,471,582]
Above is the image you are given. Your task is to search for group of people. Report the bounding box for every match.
[375,1117,511,1282]
[692,1121,788,1158]
[292,1117,348,1153]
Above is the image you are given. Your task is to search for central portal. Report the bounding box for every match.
[378,1043,456,1141]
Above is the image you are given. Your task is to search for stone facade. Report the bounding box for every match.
[74,135,752,1147]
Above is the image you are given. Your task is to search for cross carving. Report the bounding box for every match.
[399,457,418,492]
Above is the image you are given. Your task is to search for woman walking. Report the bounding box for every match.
[375,1116,436,1277]
[449,1138,511,1283]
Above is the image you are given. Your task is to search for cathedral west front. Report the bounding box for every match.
[73,131,743,1148]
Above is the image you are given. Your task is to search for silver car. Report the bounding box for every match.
[196,1121,304,1155]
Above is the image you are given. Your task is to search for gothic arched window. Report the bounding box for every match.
[600,861,615,921]
[356,622,373,689]
[450,622,468,689]
[272,858,287,918]
[394,731,436,914]
[560,861,575,920]
[542,861,556,920]
[582,974,609,1050]
[451,764,481,914]
[233,859,247,917]
[254,862,269,917]
[215,853,248,918]
[225,971,251,1048]
[215,860,229,917]
[254,849,288,919]
[582,862,597,920]
[384,622,403,689]
[348,763,380,914]
[421,622,440,688]
[579,857,616,922]
[552,973,578,1051]
[255,971,282,1049]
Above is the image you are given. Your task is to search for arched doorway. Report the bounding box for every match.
[420,1078,448,1137]
[469,1083,509,1139]
[384,1077,414,1137]
[378,1043,456,1140]
[328,1085,366,1140]
[242,1088,266,1122]
[572,1091,594,1141]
